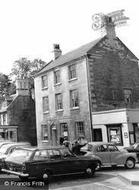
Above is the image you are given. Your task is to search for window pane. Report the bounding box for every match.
[42,75,48,88]
[69,64,76,79]
[42,96,49,112]
[75,122,85,138]
[42,125,48,141]
[70,90,79,108]
[55,93,63,110]
[54,70,60,84]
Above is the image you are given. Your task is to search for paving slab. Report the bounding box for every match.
[118,170,139,185]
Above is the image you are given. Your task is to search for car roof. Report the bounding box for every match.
[13,145,67,151]
[88,142,116,146]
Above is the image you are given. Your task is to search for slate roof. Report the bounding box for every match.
[37,37,103,76]
[36,35,138,76]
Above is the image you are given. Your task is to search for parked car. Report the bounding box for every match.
[0,141,14,148]
[123,143,139,162]
[1,146,101,182]
[81,142,138,169]
[0,142,31,170]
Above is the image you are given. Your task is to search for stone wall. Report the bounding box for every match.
[8,96,37,145]
[88,37,139,111]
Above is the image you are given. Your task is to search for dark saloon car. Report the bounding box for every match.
[1,146,101,181]
[123,143,139,162]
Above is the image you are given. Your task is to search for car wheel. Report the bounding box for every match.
[125,158,135,169]
[85,167,95,177]
[42,171,50,183]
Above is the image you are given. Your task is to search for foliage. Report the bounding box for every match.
[10,57,46,79]
[0,73,16,97]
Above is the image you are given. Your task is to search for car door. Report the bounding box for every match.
[28,149,50,177]
[108,145,124,165]
[94,145,111,166]
[60,148,84,174]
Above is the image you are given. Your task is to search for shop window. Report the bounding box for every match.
[41,125,48,141]
[70,89,79,108]
[68,64,76,80]
[75,122,85,138]
[107,124,123,146]
[93,128,103,141]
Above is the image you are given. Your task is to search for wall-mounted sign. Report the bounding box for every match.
[124,132,128,138]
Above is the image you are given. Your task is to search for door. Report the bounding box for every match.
[108,145,124,165]
[95,144,111,166]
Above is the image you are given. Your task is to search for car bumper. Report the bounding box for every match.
[1,169,29,177]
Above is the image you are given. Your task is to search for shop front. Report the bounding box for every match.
[92,108,139,148]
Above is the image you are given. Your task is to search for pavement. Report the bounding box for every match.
[50,168,139,190]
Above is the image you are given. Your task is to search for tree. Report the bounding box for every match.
[10,57,46,80]
[0,73,16,97]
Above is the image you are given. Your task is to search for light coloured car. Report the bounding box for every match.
[81,142,138,169]
[0,142,31,171]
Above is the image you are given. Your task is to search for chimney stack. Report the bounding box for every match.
[53,44,62,59]
[105,16,116,39]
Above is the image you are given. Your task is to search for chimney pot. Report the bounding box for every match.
[53,44,62,59]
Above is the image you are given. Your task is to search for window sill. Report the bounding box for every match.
[42,87,48,90]
[42,140,48,143]
[56,109,64,112]
[70,107,79,110]
[54,83,62,87]
[69,78,77,82]
[43,111,49,114]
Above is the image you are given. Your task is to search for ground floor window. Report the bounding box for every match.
[106,124,123,146]
[60,123,68,140]
[0,128,17,141]
[41,125,48,141]
[75,122,85,139]
[93,128,102,141]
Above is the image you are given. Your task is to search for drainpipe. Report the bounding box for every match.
[85,54,94,141]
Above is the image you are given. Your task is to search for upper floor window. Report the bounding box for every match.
[42,96,49,113]
[3,113,7,125]
[70,89,79,108]
[54,70,60,84]
[124,89,132,103]
[68,64,76,80]
[55,93,63,110]
[41,75,48,89]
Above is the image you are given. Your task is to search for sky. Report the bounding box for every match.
[0,0,139,75]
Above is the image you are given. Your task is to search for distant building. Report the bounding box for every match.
[0,78,37,146]
[35,21,139,147]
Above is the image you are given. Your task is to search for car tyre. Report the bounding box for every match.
[42,171,51,183]
[85,166,95,177]
[125,158,135,169]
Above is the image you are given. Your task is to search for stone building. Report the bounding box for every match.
[35,21,139,147]
[0,78,37,146]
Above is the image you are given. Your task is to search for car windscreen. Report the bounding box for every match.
[5,149,33,163]
[0,143,16,154]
